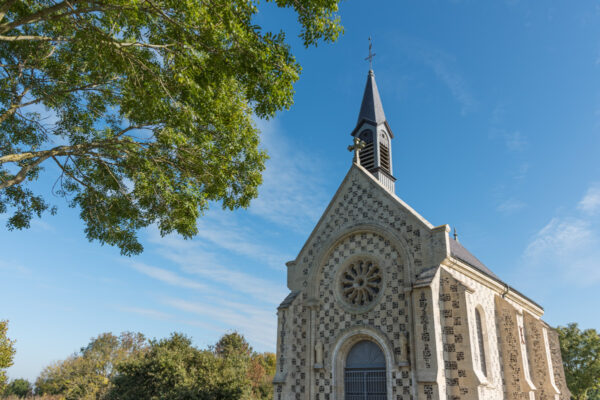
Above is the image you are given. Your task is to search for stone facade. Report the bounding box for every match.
[273,69,569,400]
[273,164,570,400]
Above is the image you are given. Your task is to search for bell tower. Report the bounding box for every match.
[350,68,396,192]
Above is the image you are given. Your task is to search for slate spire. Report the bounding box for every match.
[350,68,396,193]
[356,70,387,127]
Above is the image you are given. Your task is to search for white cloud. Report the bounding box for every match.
[578,184,600,215]
[522,184,600,286]
[155,244,288,305]
[0,259,31,275]
[504,131,527,152]
[405,43,476,115]
[251,118,329,232]
[497,198,526,214]
[426,58,476,115]
[163,297,276,349]
[119,306,173,320]
[129,261,216,292]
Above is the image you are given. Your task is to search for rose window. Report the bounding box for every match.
[339,259,382,307]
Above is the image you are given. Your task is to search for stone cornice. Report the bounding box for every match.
[442,257,544,317]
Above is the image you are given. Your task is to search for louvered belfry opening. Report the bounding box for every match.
[379,139,390,173]
[344,340,387,400]
[358,130,375,171]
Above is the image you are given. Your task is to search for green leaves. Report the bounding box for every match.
[0,0,342,255]
[0,320,16,393]
[35,332,147,399]
[557,323,600,400]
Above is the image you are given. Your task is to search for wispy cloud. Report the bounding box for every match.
[522,183,600,286]
[497,198,526,214]
[417,48,477,115]
[578,184,600,215]
[251,118,329,232]
[129,261,215,292]
[0,259,31,276]
[152,238,288,305]
[119,306,173,321]
[163,297,276,349]
[504,131,528,152]
[395,36,478,114]
[489,128,528,153]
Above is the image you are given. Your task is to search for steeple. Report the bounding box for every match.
[350,69,396,193]
[356,70,388,128]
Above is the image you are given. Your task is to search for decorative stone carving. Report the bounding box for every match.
[314,340,324,369]
[339,258,382,307]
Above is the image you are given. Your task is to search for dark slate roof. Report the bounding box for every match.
[449,238,544,310]
[357,70,386,126]
[449,238,501,281]
[278,291,300,309]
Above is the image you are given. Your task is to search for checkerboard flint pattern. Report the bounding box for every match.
[289,298,308,400]
[298,172,427,285]
[314,232,413,400]
[439,270,474,400]
[279,169,433,400]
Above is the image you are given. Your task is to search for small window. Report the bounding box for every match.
[475,308,487,377]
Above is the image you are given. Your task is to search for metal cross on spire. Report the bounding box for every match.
[365,36,376,70]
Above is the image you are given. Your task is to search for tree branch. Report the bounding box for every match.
[0,34,64,42]
[0,0,19,24]
[0,153,51,189]
[52,155,90,188]
[0,0,80,33]
[0,86,30,124]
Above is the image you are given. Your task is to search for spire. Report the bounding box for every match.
[356,70,387,127]
[351,69,393,138]
[348,39,396,192]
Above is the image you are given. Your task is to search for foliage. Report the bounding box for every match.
[557,323,600,400]
[0,0,342,255]
[3,378,32,398]
[215,331,251,358]
[34,332,146,400]
[0,321,15,393]
[214,332,275,400]
[106,332,252,400]
[248,352,276,400]
[2,396,62,400]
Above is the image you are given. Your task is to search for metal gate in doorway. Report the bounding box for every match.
[344,368,386,400]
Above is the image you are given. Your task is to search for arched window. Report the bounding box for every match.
[358,130,375,171]
[344,340,386,400]
[475,308,487,377]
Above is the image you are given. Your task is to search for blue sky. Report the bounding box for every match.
[2,0,600,382]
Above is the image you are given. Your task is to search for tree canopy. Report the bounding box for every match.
[0,321,15,393]
[30,331,274,400]
[35,332,146,399]
[557,323,600,400]
[0,0,342,255]
[2,378,32,398]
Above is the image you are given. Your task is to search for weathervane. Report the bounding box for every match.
[365,36,376,70]
[348,137,366,164]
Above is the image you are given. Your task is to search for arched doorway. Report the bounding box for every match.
[344,340,387,400]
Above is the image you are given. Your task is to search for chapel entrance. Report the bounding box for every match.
[344,340,387,400]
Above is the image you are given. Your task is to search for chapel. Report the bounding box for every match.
[272,68,571,400]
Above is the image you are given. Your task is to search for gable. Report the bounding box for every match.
[286,164,444,292]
